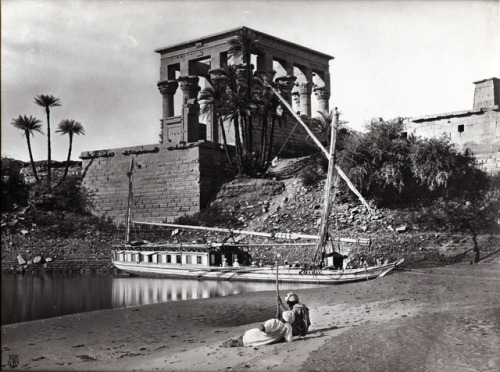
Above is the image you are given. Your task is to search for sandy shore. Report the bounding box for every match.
[2,255,499,372]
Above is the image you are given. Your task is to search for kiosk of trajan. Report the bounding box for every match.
[81,27,334,223]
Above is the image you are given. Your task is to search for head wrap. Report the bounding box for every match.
[285,292,299,303]
[282,310,295,324]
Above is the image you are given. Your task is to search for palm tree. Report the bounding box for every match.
[34,94,61,189]
[56,119,85,185]
[199,79,235,167]
[313,110,352,150]
[253,75,287,171]
[201,64,254,174]
[228,28,260,153]
[11,115,44,184]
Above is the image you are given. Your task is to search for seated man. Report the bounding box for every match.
[285,292,311,336]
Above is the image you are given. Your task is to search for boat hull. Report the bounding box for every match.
[111,259,404,284]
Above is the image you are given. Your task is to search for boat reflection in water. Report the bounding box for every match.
[1,273,326,325]
[112,277,325,308]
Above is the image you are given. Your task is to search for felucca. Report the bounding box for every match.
[111,86,404,283]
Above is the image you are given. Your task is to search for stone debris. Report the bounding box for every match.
[396,225,408,233]
[17,255,26,265]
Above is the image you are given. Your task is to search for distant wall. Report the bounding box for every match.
[80,142,227,224]
[405,78,500,176]
[405,110,500,176]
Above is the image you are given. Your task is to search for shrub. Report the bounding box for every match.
[337,118,489,205]
[52,175,90,213]
[299,165,324,186]
[1,157,29,211]
[30,175,90,213]
[173,205,242,228]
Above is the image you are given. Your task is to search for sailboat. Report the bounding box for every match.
[111,86,404,284]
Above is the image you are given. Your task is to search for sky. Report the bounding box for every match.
[1,0,499,162]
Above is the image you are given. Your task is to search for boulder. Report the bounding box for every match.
[17,255,26,265]
[33,256,43,264]
[396,225,408,233]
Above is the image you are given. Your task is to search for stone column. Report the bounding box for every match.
[314,86,330,113]
[157,80,179,118]
[178,76,200,102]
[256,53,275,83]
[297,82,312,117]
[157,80,179,144]
[178,76,201,143]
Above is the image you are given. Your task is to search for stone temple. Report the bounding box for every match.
[80,27,334,223]
[404,77,500,175]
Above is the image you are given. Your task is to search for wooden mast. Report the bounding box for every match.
[314,108,339,264]
[125,158,134,244]
[264,82,373,214]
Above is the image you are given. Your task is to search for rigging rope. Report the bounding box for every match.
[274,119,301,160]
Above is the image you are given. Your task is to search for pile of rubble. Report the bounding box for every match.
[1,205,118,273]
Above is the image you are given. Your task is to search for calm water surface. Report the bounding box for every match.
[1,273,325,325]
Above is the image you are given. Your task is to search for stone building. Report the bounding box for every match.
[155,26,333,150]
[80,27,334,224]
[404,77,500,175]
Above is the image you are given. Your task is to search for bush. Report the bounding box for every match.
[53,175,90,213]
[1,157,29,211]
[336,119,489,205]
[299,165,324,186]
[30,175,90,214]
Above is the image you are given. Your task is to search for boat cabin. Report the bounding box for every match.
[113,244,251,268]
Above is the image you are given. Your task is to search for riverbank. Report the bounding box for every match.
[2,255,499,371]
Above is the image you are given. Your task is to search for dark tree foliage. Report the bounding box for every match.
[52,175,90,213]
[336,118,489,205]
[1,157,29,211]
[30,174,90,214]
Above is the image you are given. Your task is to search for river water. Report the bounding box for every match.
[1,273,324,325]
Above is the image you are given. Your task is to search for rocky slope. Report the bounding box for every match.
[2,157,499,273]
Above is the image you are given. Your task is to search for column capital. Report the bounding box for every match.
[254,70,276,83]
[157,80,179,96]
[297,81,312,95]
[275,75,297,96]
[208,68,226,82]
[313,85,330,101]
[178,75,201,100]
[178,75,200,87]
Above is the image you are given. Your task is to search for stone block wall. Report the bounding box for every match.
[81,142,227,224]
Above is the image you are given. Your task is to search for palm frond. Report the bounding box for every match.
[34,94,61,108]
[11,115,44,135]
[56,119,85,135]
